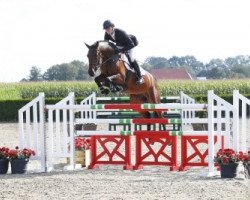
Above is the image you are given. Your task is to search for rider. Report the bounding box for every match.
[103,20,144,85]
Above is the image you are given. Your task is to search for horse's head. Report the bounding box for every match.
[85,41,116,76]
[85,42,99,77]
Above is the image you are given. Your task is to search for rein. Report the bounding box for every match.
[96,54,120,70]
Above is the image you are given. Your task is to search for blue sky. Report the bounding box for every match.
[0,0,250,82]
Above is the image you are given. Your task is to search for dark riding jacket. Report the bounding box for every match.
[104,28,135,52]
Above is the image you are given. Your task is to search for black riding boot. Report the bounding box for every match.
[131,61,144,84]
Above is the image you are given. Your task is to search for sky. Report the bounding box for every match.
[0,0,250,82]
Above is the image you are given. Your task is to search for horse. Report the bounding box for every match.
[84,40,163,124]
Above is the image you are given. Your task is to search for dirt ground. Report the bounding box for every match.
[0,123,249,200]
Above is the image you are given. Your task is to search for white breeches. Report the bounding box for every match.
[117,46,137,62]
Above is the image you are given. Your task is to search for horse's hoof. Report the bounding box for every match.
[115,86,123,92]
[100,88,110,95]
[110,85,117,93]
[110,86,123,93]
[110,89,117,93]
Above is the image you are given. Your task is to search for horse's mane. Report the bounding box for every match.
[97,41,116,56]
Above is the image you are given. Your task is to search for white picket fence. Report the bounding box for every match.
[207,91,238,176]
[234,90,250,152]
[18,92,46,172]
[47,92,75,171]
[180,91,196,124]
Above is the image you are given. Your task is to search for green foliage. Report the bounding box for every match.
[28,66,43,81]
[0,98,67,121]
[1,80,250,100]
[0,83,23,100]
[144,57,170,69]
[159,80,250,97]
[0,80,250,121]
[23,60,93,81]
[21,55,250,81]
[0,99,29,121]
[231,65,250,78]
[18,81,98,99]
[143,55,250,79]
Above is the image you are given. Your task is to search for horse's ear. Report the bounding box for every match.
[94,41,99,48]
[84,42,91,49]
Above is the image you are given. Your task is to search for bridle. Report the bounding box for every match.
[94,48,120,71]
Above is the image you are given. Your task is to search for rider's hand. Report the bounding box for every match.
[114,48,121,54]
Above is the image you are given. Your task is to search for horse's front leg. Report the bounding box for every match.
[105,74,124,93]
[106,74,120,82]
[95,74,111,95]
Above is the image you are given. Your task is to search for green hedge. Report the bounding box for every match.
[1,94,250,122]
[0,100,27,121]
[0,97,95,122]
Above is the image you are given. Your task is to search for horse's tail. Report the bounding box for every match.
[151,74,161,98]
[154,77,160,90]
[150,75,162,118]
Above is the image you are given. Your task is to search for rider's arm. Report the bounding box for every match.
[104,33,114,42]
[115,29,135,52]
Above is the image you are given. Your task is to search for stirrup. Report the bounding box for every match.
[136,77,144,85]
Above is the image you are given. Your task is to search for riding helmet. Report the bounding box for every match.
[103,20,114,29]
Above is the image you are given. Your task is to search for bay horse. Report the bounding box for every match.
[84,40,162,122]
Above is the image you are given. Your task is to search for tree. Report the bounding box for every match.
[23,55,250,81]
[206,67,230,79]
[43,65,60,81]
[231,65,250,78]
[70,60,90,80]
[28,66,43,81]
[43,60,91,81]
[144,57,170,69]
[43,63,77,81]
[206,59,225,70]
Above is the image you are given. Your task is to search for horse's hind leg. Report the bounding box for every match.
[95,74,110,95]
[105,74,124,93]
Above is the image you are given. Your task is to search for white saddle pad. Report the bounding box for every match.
[120,54,146,76]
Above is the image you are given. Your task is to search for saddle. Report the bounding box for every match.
[108,41,132,67]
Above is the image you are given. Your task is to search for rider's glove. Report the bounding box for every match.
[114,48,121,54]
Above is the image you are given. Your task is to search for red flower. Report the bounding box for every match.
[8,149,18,159]
[214,148,249,165]
[0,146,36,160]
[8,147,35,160]
[0,147,10,159]
[222,157,229,164]
[75,137,91,150]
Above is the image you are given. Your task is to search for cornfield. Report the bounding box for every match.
[0,79,250,100]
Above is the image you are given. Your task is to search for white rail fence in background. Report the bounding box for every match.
[80,92,96,120]
[47,92,75,171]
[207,90,238,176]
[180,91,196,125]
[234,90,250,152]
[18,92,46,172]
